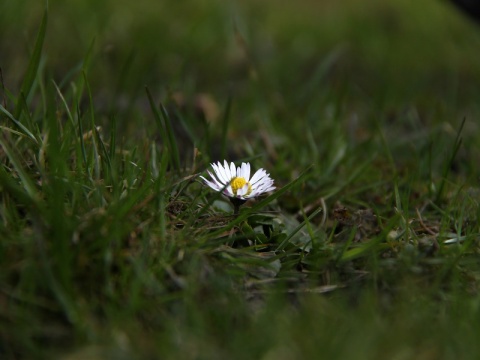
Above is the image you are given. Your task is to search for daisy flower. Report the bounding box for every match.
[200,160,275,213]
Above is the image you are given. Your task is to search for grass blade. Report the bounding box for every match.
[77,106,88,173]
[146,87,180,170]
[52,80,75,129]
[0,138,40,204]
[0,104,38,144]
[83,71,101,182]
[156,147,169,240]
[159,102,180,170]
[435,118,465,203]
[146,87,168,143]
[14,8,48,119]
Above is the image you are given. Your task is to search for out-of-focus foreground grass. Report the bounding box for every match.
[2,0,480,359]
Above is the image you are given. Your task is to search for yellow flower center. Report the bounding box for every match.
[230,177,252,196]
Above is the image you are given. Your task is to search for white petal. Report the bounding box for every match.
[258,184,274,194]
[207,170,224,188]
[250,168,267,185]
[225,185,234,197]
[237,183,250,196]
[220,160,228,178]
[223,165,233,183]
[222,160,229,178]
[250,184,264,195]
[237,163,243,178]
[261,179,275,191]
[237,163,244,179]
[216,161,230,184]
[229,162,236,179]
[211,163,225,184]
[240,162,250,180]
[220,160,231,180]
[212,162,224,181]
[222,161,232,184]
[200,176,222,191]
[250,178,275,196]
[246,189,261,198]
[251,176,267,187]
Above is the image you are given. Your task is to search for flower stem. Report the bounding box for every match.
[230,197,246,216]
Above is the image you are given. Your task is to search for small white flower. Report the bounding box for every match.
[200,160,275,200]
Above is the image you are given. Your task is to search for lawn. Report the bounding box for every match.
[2,0,480,358]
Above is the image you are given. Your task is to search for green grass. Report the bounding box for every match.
[2,0,480,358]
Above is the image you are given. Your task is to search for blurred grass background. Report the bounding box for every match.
[2,0,480,358]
